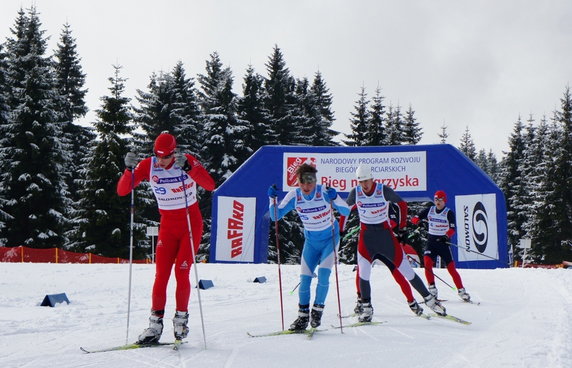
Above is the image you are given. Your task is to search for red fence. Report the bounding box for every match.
[0,246,150,264]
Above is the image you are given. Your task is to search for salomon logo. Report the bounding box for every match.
[472,202,488,252]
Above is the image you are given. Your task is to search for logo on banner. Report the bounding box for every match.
[469,202,488,252]
[286,156,317,186]
[456,193,498,261]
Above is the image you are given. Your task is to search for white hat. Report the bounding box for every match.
[356,164,373,181]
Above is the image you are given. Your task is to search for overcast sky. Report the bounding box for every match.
[2,0,571,157]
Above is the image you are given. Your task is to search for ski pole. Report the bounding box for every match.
[273,196,285,331]
[342,225,360,242]
[289,281,300,295]
[181,169,207,349]
[330,201,343,334]
[406,254,456,291]
[447,241,498,261]
[125,167,135,344]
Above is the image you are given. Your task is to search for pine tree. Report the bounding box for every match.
[0,7,68,248]
[74,65,139,257]
[402,105,423,144]
[293,77,319,145]
[237,65,272,151]
[170,61,202,156]
[385,104,405,145]
[499,117,526,252]
[0,44,14,241]
[438,124,448,143]
[343,87,369,146]
[365,87,386,145]
[264,45,296,144]
[52,22,92,245]
[134,71,178,154]
[310,71,338,145]
[533,87,572,263]
[197,51,251,183]
[458,126,477,160]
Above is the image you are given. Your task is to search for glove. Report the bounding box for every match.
[396,228,409,242]
[268,184,278,198]
[436,235,449,243]
[124,152,138,169]
[175,152,191,171]
[326,187,337,200]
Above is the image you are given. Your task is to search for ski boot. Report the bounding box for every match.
[310,304,324,328]
[358,302,373,322]
[408,300,424,316]
[289,304,310,331]
[458,288,471,302]
[424,294,446,316]
[137,310,164,344]
[353,298,363,314]
[428,284,438,299]
[173,311,189,340]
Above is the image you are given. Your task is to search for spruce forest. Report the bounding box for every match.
[0,8,570,265]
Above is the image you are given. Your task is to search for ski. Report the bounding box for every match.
[173,339,183,351]
[461,298,481,305]
[420,299,447,304]
[417,313,432,320]
[247,328,324,338]
[337,312,357,319]
[428,313,472,325]
[80,341,184,354]
[331,320,387,329]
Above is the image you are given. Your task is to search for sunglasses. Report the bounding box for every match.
[299,173,317,184]
[157,153,174,160]
[434,197,445,201]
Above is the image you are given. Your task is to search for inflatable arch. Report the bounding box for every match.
[210,144,508,269]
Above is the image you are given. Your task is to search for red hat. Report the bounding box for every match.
[434,190,447,202]
[154,132,176,156]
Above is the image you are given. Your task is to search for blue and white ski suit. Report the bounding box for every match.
[269,185,350,306]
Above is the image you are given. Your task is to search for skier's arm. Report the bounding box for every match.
[411,207,430,225]
[339,188,358,231]
[269,190,296,221]
[446,209,456,238]
[185,154,216,191]
[383,186,407,229]
[117,157,151,196]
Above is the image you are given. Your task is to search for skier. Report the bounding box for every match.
[268,163,350,330]
[345,164,446,322]
[411,190,471,302]
[117,132,215,343]
[346,203,425,317]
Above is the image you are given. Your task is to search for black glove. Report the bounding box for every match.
[124,152,138,169]
[175,152,191,171]
[436,235,449,243]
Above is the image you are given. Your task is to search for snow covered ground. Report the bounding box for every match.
[0,262,570,368]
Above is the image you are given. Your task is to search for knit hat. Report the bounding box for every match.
[154,132,176,156]
[434,190,447,202]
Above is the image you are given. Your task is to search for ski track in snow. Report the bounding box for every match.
[0,263,570,367]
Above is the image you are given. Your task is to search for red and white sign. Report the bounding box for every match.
[215,196,256,262]
[282,151,427,192]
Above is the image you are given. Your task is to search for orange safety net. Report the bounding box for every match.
[0,246,150,264]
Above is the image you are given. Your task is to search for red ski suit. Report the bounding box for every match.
[117,154,215,312]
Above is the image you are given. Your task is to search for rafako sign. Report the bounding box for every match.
[454,194,499,262]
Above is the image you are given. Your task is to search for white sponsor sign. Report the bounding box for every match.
[215,196,256,262]
[455,193,498,261]
[282,151,427,192]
